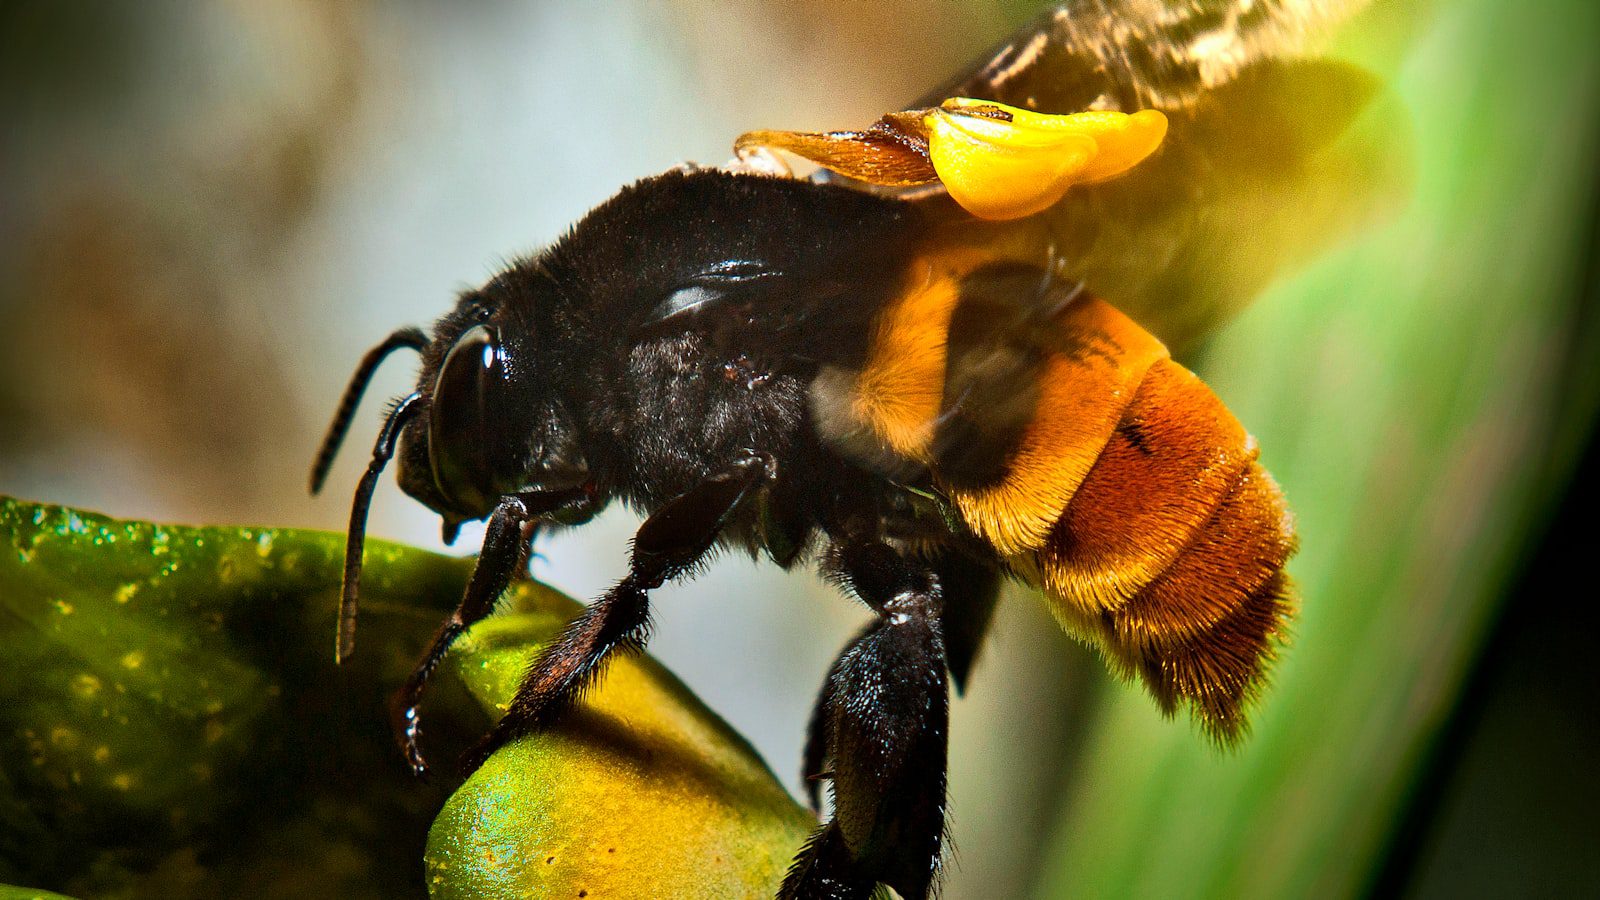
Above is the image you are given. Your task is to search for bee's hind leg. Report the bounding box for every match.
[782,539,950,900]
[798,550,995,817]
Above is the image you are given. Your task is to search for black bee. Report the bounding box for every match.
[311,2,1386,897]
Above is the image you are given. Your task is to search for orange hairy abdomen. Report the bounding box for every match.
[934,300,1296,742]
[840,261,1296,740]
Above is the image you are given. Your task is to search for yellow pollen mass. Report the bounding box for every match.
[926,99,1168,220]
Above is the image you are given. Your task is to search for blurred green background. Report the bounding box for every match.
[2,1,1595,897]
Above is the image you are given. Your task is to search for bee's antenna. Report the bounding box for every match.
[310,327,429,495]
[337,390,425,664]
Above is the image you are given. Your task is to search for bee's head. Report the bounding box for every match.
[310,271,594,553]
[312,261,604,662]
[392,268,593,536]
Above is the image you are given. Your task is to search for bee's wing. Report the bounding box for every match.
[915,0,1369,115]
[916,0,1406,351]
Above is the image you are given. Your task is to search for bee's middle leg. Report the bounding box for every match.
[783,539,949,900]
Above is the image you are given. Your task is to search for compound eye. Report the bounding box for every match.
[428,324,509,517]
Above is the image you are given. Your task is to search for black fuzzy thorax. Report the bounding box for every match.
[397,169,937,555]
[545,172,923,507]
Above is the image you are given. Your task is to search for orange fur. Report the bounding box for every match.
[1132,570,1296,741]
[1023,365,1295,740]
[850,251,995,457]
[947,299,1166,555]
[1111,462,1295,652]
[1023,354,1295,739]
[1040,359,1255,614]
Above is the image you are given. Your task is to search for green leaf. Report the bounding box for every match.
[0,497,480,897]
[0,497,810,898]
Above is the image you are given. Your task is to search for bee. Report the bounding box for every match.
[311,2,1386,897]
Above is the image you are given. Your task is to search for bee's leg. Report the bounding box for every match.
[517,520,544,579]
[800,661,833,815]
[460,452,773,773]
[392,488,589,777]
[798,554,992,818]
[781,540,948,900]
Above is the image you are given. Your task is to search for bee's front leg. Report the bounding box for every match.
[391,487,591,778]
[459,451,773,774]
[783,539,950,900]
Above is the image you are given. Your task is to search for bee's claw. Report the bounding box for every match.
[405,752,431,781]
[390,691,433,779]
